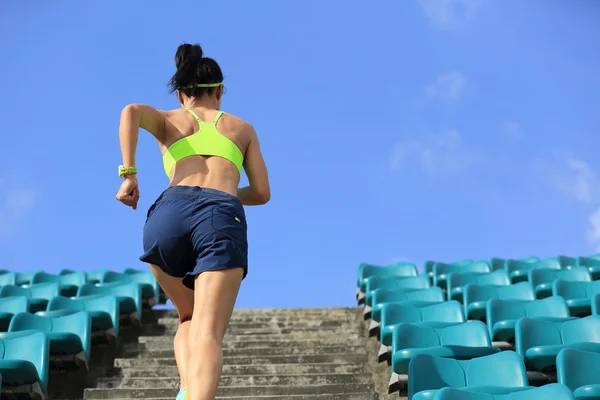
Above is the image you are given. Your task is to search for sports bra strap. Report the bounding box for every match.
[212,111,225,124]
[186,108,224,125]
[185,108,202,123]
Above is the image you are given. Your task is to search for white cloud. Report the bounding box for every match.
[588,208,600,252]
[425,71,467,103]
[390,129,479,176]
[501,121,524,141]
[0,187,38,237]
[418,0,481,31]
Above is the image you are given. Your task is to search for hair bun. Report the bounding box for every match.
[175,43,204,70]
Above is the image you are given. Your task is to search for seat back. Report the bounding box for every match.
[491,257,507,271]
[486,299,528,338]
[553,280,589,300]
[372,287,444,306]
[28,283,60,301]
[0,296,29,315]
[558,255,578,268]
[506,258,556,275]
[433,261,490,284]
[403,287,445,302]
[47,296,86,312]
[358,262,418,291]
[31,272,60,284]
[58,272,87,288]
[395,321,490,352]
[0,331,49,392]
[0,272,17,287]
[9,313,53,332]
[463,350,528,387]
[424,261,436,276]
[48,295,120,337]
[366,276,430,306]
[434,384,574,400]
[86,269,108,284]
[0,285,29,298]
[408,354,467,399]
[464,282,534,315]
[381,300,465,329]
[525,296,570,318]
[77,282,142,317]
[528,267,591,288]
[557,348,600,392]
[515,318,564,357]
[561,315,600,345]
[15,270,43,286]
[448,270,510,295]
[578,256,600,267]
[51,311,92,359]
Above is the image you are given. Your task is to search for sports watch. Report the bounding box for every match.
[118,165,138,178]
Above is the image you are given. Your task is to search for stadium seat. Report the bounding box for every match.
[528,267,591,299]
[31,271,87,297]
[407,351,531,400]
[557,348,600,400]
[558,255,578,269]
[429,384,574,400]
[365,275,430,307]
[463,282,534,321]
[506,258,560,284]
[446,270,510,303]
[491,257,507,272]
[0,330,49,394]
[15,270,43,286]
[102,270,160,305]
[367,287,445,323]
[77,282,142,325]
[85,269,108,285]
[552,280,600,316]
[356,262,418,303]
[0,296,29,331]
[424,261,436,284]
[0,283,60,313]
[486,296,572,343]
[577,256,600,280]
[515,315,600,372]
[390,321,500,390]
[380,301,466,348]
[432,261,490,290]
[41,294,120,342]
[9,311,91,366]
[0,272,17,287]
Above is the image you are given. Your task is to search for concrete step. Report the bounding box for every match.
[104,395,375,400]
[97,373,371,389]
[114,353,368,368]
[123,344,366,358]
[152,308,360,319]
[108,363,368,378]
[155,318,359,330]
[138,327,363,338]
[83,383,374,399]
[136,336,365,349]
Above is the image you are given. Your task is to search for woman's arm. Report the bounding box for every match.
[238,123,271,205]
[119,104,166,168]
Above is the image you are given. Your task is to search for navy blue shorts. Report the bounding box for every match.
[140,185,248,290]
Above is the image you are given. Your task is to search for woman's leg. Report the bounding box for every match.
[187,268,244,400]
[148,264,195,390]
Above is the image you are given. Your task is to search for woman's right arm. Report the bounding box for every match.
[238,123,270,205]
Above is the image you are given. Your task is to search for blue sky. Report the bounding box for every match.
[0,0,599,308]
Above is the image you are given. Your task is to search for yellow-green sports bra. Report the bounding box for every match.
[162,109,244,178]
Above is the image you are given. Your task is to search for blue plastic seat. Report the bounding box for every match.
[391,321,499,378]
[15,270,43,286]
[100,270,160,305]
[557,348,600,400]
[369,287,445,323]
[41,295,119,341]
[31,271,87,297]
[491,258,507,272]
[0,296,29,331]
[506,258,560,283]
[463,282,534,321]
[0,272,17,287]
[0,330,49,394]
[528,267,591,299]
[9,311,91,364]
[407,351,530,400]
[515,315,600,372]
[447,270,510,303]
[558,255,578,269]
[577,256,600,280]
[424,261,437,284]
[356,262,419,303]
[433,261,490,290]
[0,283,60,313]
[365,275,430,307]
[486,296,571,343]
[552,279,600,316]
[380,301,466,346]
[429,384,574,400]
[77,282,142,324]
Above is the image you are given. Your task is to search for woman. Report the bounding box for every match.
[115,43,270,400]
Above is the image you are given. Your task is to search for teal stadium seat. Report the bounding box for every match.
[506,258,560,284]
[380,301,466,348]
[0,330,49,394]
[100,271,160,306]
[390,321,500,391]
[492,256,540,273]
[432,261,490,291]
[32,271,87,297]
[77,282,142,325]
[446,270,510,303]
[558,255,578,268]
[528,266,591,299]
[365,275,430,308]
[486,296,572,343]
[0,296,29,331]
[557,348,600,400]
[356,262,418,303]
[0,283,60,313]
[15,270,43,286]
[463,282,534,321]
[407,351,531,400]
[592,293,600,316]
[40,294,120,342]
[552,280,600,316]
[85,269,107,285]
[0,272,17,286]
[367,286,445,324]
[577,256,600,280]
[431,384,574,400]
[424,261,437,284]
[9,311,91,366]
[124,268,166,302]
[58,269,77,275]
[515,315,600,372]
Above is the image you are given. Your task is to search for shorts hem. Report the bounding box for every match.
[182,265,248,289]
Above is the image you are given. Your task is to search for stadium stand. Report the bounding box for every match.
[0,254,597,399]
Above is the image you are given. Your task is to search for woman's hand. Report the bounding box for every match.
[116,175,140,210]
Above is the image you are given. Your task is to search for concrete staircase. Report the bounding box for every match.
[79,307,381,400]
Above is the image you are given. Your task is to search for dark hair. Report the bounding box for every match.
[168,43,224,98]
